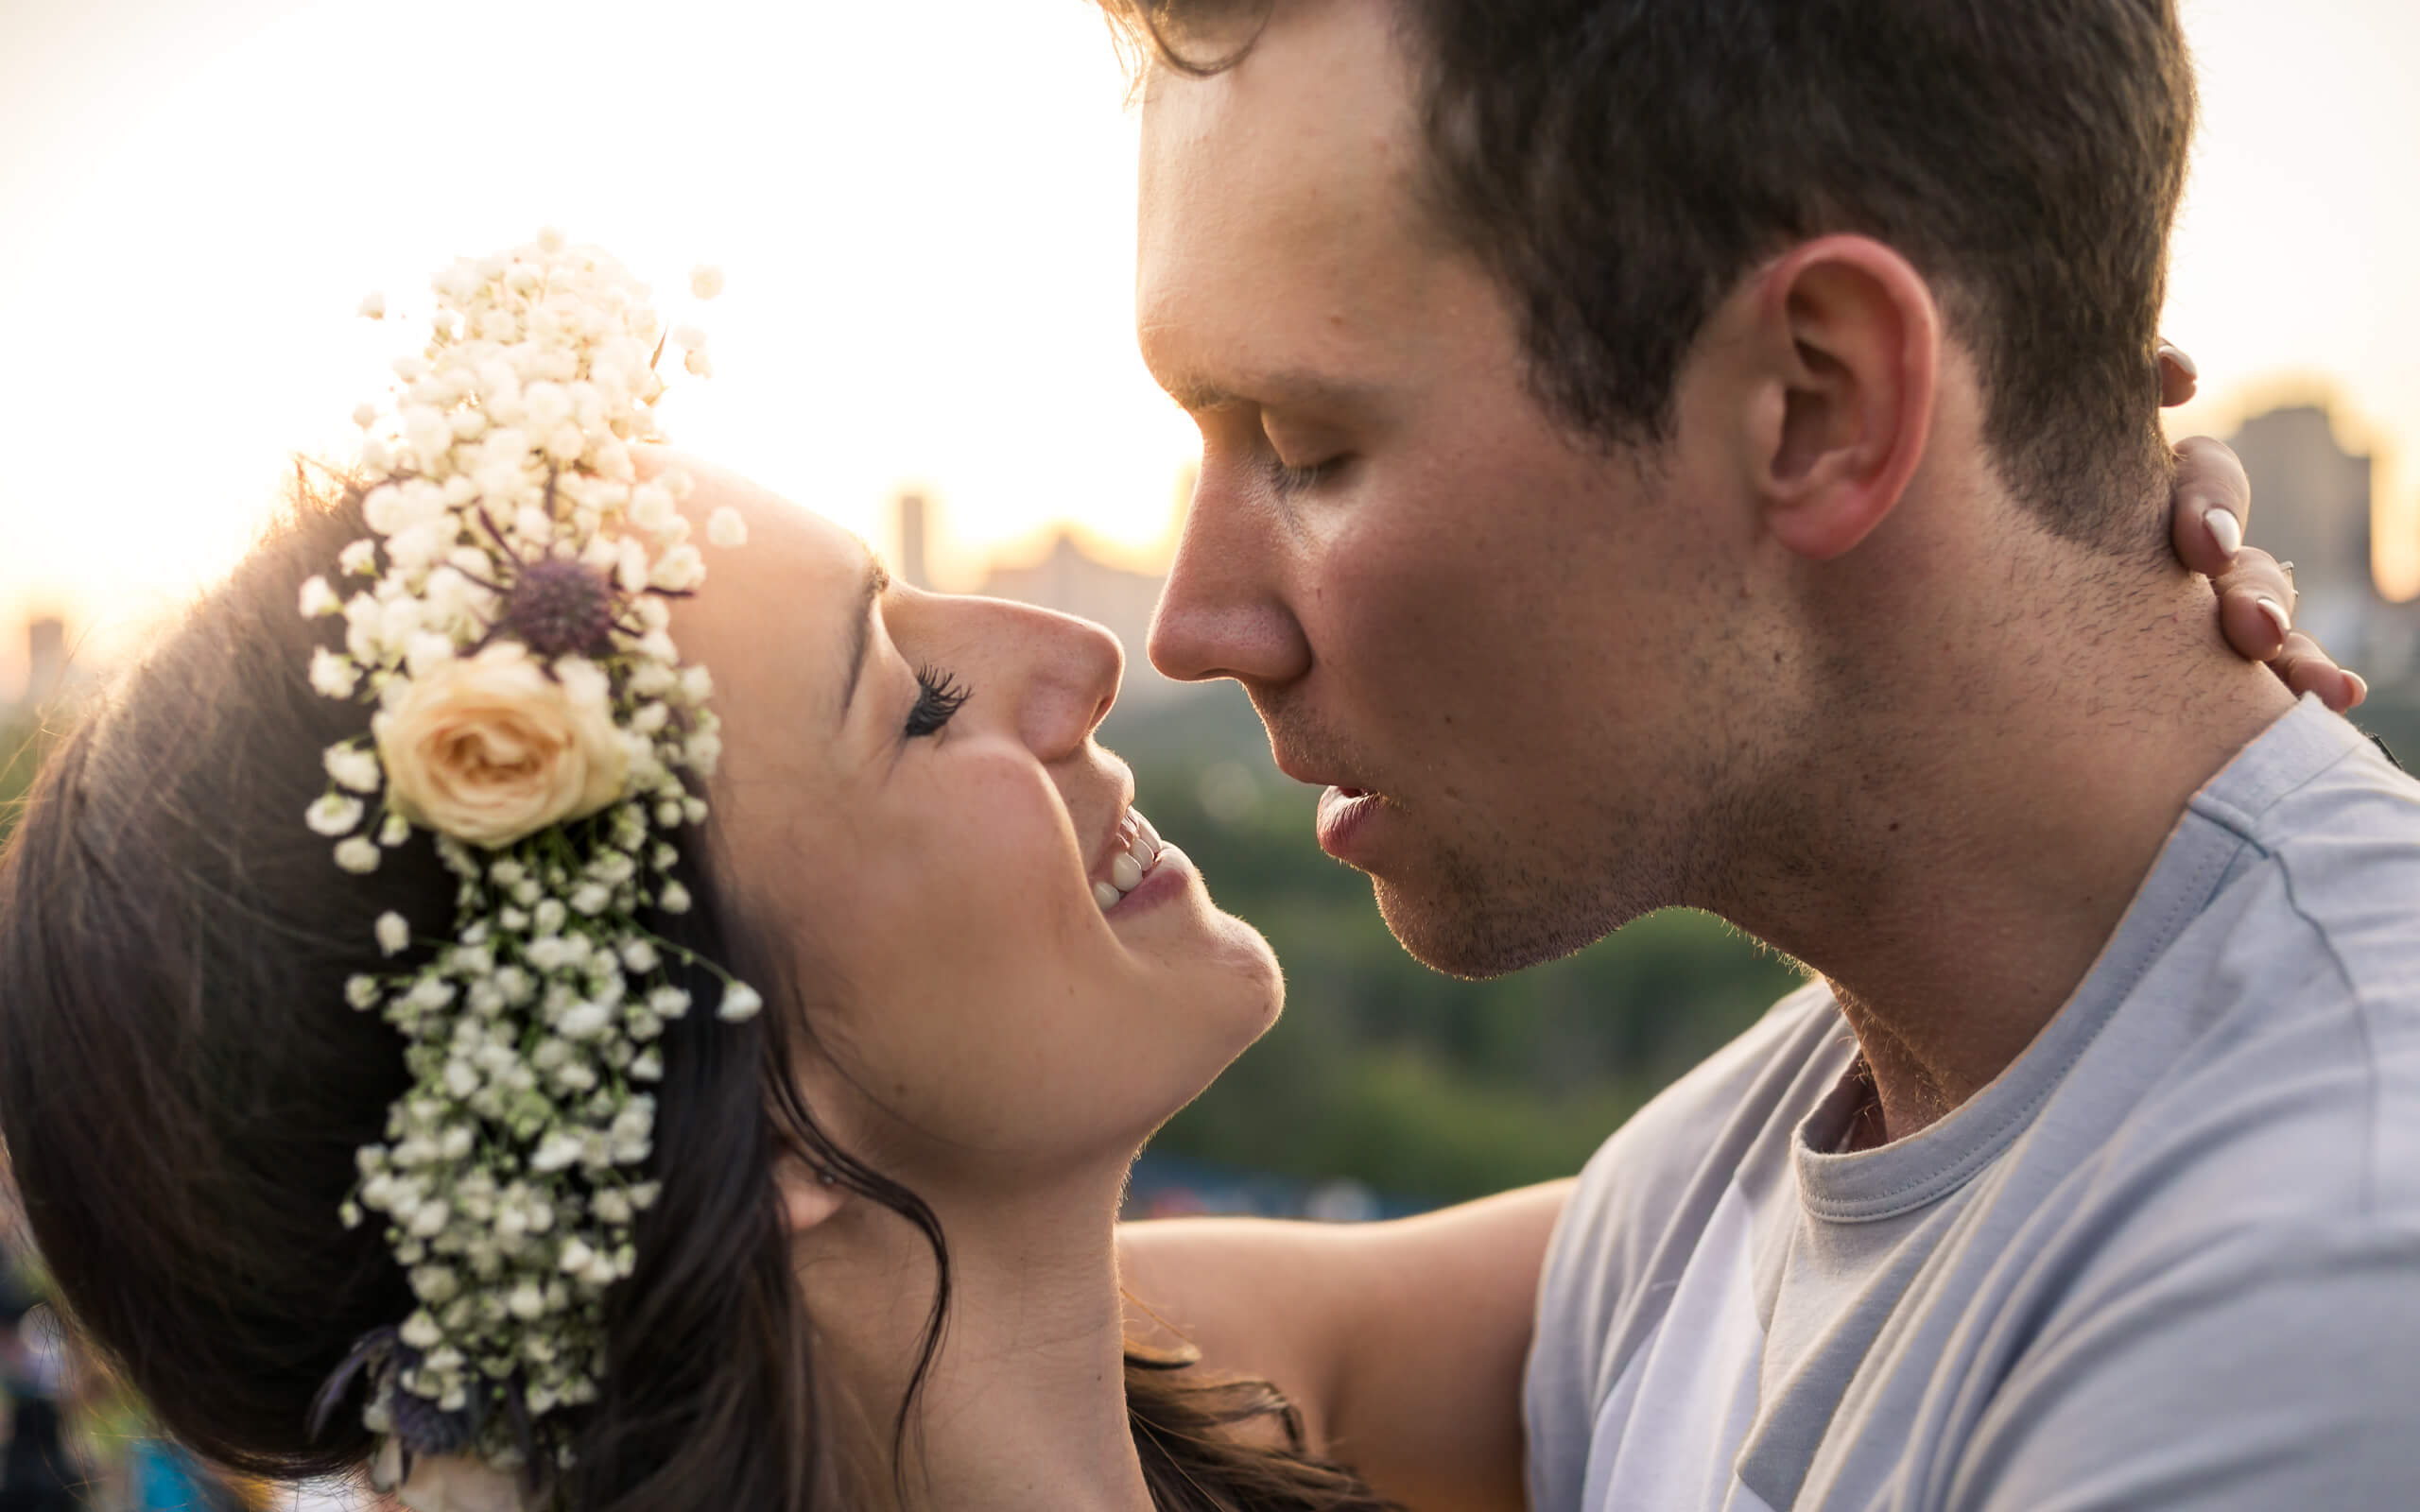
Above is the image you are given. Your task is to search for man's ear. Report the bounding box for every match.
[1740,235,1940,562]
[777,1156,847,1234]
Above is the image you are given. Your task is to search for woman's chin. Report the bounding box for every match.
[1179,911,1285,1047]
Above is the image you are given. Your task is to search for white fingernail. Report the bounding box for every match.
[2206,509,2242,559]
[2255,596,2291,642]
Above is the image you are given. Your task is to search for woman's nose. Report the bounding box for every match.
[1026,607,1125,760]
[953,596,1126,763]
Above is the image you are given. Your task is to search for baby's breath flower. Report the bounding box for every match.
[307,793,366,837]
[556,1002,611,1040]
[310,648,361,699]
[688,265,724,301]
[404,630,456,679]
[358,291,387,320]
[530,1131,584,1174]
[717,981,763,1022]
[308,233,744,1474]
[326,745,383,794]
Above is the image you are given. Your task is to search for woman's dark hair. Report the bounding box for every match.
[1099,0,2195,551]
[0,478,1393,1510]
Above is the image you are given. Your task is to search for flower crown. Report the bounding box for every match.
[299,232,755,1499]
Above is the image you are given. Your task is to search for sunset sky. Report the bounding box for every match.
[2,0,2415,699]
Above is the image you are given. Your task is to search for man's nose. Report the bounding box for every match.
[1147,477,1311,689]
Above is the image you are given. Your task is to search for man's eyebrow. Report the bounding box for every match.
[839,553,891,724]
[1161,369,1378,417]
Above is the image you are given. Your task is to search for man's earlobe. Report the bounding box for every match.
[1752,236,1940,562]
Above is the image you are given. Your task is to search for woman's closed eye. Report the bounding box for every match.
[906,664,971,738]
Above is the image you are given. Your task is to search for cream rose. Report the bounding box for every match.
[375,643,629,849]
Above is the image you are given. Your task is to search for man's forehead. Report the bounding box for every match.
[1133,0,1440,400]
[1136,3,1427,262]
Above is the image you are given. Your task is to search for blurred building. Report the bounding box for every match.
[895,490,935,592]
[2224,404,2419,688]
[891,489,1196,707]
[25,618,65,709]
[4,617,78,721]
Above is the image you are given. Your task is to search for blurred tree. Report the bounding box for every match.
[1,718,47,848]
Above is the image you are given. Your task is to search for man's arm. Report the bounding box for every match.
[1119,1179,1572,1512]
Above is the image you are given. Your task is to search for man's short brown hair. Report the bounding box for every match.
[1102,0,2197,547]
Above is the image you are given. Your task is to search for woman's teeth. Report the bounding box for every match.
[1093,808,1167,913]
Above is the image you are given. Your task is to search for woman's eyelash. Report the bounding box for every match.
[906,665,971,738]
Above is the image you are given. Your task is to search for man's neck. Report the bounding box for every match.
[799,1177,1152,1512]
[1727,531,2299,1145]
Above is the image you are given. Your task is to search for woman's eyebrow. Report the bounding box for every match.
[838,554,892,725]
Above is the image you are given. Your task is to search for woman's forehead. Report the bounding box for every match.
[673,467,876,709]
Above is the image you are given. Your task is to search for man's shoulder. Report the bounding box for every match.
[2054,718,2420,1270]
[2183,709,2420,1103]
[2197,703,2420,958]
[2164,710,2420,1108]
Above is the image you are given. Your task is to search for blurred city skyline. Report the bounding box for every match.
[2,0,2417,701]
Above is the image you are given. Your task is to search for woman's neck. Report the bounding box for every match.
[797,1177,1153,1512]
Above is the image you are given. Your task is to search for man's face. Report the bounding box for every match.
[1135,0,1799,976]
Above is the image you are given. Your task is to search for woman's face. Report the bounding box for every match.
[668,461,1282,1194]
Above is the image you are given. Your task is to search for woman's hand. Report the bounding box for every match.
[2160,344,2367,712]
